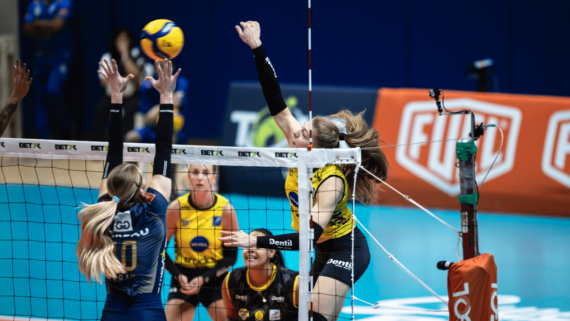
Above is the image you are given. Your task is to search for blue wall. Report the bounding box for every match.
[19,0,570,140]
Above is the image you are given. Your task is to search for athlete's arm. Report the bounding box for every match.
[96,59,134,198]
[222,273,238,320]
[146,59,181,199]
[0,61,31,137]
[236,21,302,147]
[220,177,344,250]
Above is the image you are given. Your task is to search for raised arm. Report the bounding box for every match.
[236,21,302,147]
[0,60,32,137]
[96,59,134,198]
[145,59,181,199]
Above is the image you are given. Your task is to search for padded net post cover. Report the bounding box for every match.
[447,253,498,321]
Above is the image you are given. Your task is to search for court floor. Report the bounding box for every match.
[1,185,569,320]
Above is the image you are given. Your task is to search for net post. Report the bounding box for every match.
[457,138,479,259]
[350,162,360,321]
[297,149,310,321]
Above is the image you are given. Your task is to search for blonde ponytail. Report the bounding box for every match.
[313,110,388,204]
[76,200,126,284]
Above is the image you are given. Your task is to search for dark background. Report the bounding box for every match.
[18,0,570,142]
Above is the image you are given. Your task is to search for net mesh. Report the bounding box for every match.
[0,138,361,321]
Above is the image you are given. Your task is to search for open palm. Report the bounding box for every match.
[97,59,133,93]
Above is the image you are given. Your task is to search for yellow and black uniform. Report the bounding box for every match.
[285,164,371,287]
[166,192,237,307]
[286,164,352,240]
[225,264,299,321]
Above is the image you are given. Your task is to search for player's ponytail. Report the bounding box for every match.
[313,110,388,204]
[76,164,145,284]
[251,228,285,267]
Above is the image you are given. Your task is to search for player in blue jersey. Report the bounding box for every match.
[23,0,74,139]
[76,57,181,321]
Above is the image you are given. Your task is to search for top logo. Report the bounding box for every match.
[396,98,522,195]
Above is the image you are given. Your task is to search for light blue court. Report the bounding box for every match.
[1,185,569,320]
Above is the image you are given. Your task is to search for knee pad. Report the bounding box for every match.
[312,311,328,321]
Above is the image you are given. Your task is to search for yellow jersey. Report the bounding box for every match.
[285,164,352,240]
[174,193,229,268]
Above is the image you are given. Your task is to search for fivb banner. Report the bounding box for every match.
[220,81,378,196]
[373,88,570,216]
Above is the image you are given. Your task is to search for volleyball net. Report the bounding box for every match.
[0,138,366,321]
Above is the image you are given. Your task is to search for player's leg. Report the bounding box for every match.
[206,299,227,321]
[313,276,350,321]
[165,298,196,321]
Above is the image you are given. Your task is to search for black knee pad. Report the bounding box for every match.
[312,311,328,321]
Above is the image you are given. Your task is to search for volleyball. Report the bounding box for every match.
[140,19,184,60]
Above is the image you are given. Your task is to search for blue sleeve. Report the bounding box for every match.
[56,0,72,20]
[24,1,37,24]
[145,188,169,218]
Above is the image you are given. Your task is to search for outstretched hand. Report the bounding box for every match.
[9,60,32,104]
[219,230,257,248]
[145,58,181,103]
[235,21,262,50]
[97,59,134,96]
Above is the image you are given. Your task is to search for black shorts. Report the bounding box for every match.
[312,226,370,287]
[167,265,227,308]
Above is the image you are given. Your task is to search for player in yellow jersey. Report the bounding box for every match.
[164,164,239,321]
[220,21,389,321]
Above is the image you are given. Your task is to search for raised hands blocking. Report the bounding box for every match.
[235,21,262,50]
[9,60,32,104]
[145,58,181,103]
[97,59,134,94]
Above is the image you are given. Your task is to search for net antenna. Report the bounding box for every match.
[308,0,313,152]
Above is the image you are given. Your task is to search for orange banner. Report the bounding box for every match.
[372,88,570,216]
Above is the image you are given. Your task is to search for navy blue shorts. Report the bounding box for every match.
[101,293,165,321]
[312,226,371,287]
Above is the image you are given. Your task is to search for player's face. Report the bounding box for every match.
[291,122,311,148]
[244,231,276,269]
[188,165,217,192]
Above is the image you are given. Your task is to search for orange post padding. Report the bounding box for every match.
[447,253,498,321]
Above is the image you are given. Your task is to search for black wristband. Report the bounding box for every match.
[252,45,287,116]
[164,252,181,278]
[153,103,173,177]
[256,223,324,251]
[103,103,123,179]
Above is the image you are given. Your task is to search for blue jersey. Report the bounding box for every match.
[98,188,168,296]
[24,0,73,56]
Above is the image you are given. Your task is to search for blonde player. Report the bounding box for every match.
[164,164,239,321]
[220,21,389,321]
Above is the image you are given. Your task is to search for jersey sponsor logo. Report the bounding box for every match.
[269,309,281,320]
[275,152,297,158]
[19,143,40,149]
[239,309,250,320]
[113,211,133,233]
[91,145,108,151]
[113,228,149,238]
[396,98,521,195]
[180,218,190,227]
[235,294,248,301]
[172,148,187,154]
[541,110,570,188]
[238,151,261,157]
[55,144,77,150]
[288,168,294,176]
[201,150,224,156]
[269,238,292,247]
[212,216,222,227]
[169,286,178,293]
[271,296,284,302]
[180,256,216,266]
[127,147,150,153]
[288,192,299,208]
[254,309,265,321]
[327,258,353,270]
[190,236,209,252]
[142,192,156,204]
